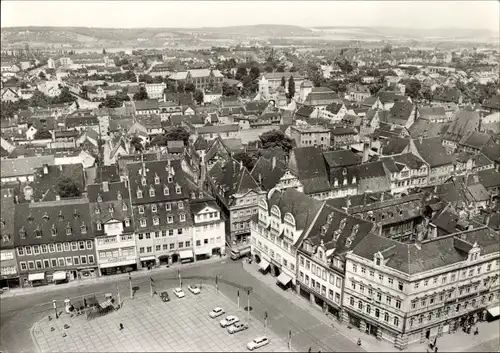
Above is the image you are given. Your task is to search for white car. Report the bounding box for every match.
[220,315,239,328]
[188,284,201,294]
[247,336,269,351]
[228,322,249,334]
[173,287,185,298]
[209,307,225,318]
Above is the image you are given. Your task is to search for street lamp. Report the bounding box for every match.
[52,300,58,319]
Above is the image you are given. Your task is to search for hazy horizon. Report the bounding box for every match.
[1,1,499,33]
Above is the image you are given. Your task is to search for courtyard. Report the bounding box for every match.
[31,285,290,352]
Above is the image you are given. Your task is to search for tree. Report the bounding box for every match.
[233,151,257,171]
[276,65,285,73]
[265,66,274,73]
[164,126,190,146]
[56,177,81,198]
[288,76,295,99]
[259,130,293,153]
[404,79,422,100]
[289,66,297,72]
[281,76,286,88]
[34,129,52,140]
[99,93,129,108]
[222,82,238,97]
[249,66,260,82]
[185,83,195,93]
[133,87,149,101]
[29,90,50,108]
[235,67,247,81]
[194,90,204,105]
[130,136,143,152]
[38,71,46,80]
[177,81,185,93]
[369,84,383,96]
[382,44,392,53]
[102,48,107,55]
[138,74,154,84]
[53,87,77,104]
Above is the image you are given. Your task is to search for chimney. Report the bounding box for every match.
[380,192,385,202]
[258,173,262,185]
[418,135,423,144]
[59,164,63,171]
[483,212,491,226]
[363,193,368,206]
[272,156,276,170]
[43,164,49,175]
[428,223,438,240]
[55,194,61,201]
[102,181,109,193]
[362,141,370,163]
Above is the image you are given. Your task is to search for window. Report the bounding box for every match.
[146,246,152,253]
[146,233,151,239]
[169,243,175,250]
[375,308,380,318]
[394,317,399,326]
[27,261,35,270]
[398,281,404,291]
[369,270,374,277]
[178,201,184,209]
[379,274,384,281]
[167,216,173,224]
[377,292,382,301]
[353,264,357,272]
[139,247,145,254]
[86,240,92,249]
[384,312,389,322]
[396,300,401,309]
[58,258,65,267]
[414,282,420,289]
[79,241,85,250]
[17,247,24,256]
[20,262,27,271]
[156,245,161,251]
[178,228,183,235]
[388,277,393,286]
[51,259,57,267]
[152,204,157,213]
[97,223,102,231]
[139,206,145,214]
[335,293,340,303]
[33,245,40,255]
[336,278,341,288]
[80,256,87,265]
[43,259,50,268]
[56,243,63,252]
[366,305,371,314]
[35,260,42,269]
[350,297,354,306]
[137,190,143,198]
[153,217,160,225]
[140,219,146,227]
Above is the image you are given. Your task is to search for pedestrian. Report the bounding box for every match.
[308,347,311,353]
[474,327,479,335]
[119,323,123,331]
[434,346,438,353]
[357,338,361,346]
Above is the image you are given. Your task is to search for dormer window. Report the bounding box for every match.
[19,227,26,239]
[117,191,122,200]
[27,214,34,223]
[334,178,338,187]
[137,189,143,198]
[0,220,5,229]
[153,216,160,225]
[124,218,130,227]
[139,206,145,214]
[168,176,173,183]
[42,213,50,222]
[141,177,147,186]
[35,227,42,238]
[65,224,72,235]
[122,203,128,211]
[166,203,171,211]
[327,213,334,224]
[73,210,79,219]
[321,225,328,235]
[164,186,170,195]
[108,205,114,214]
[191,192,196,199]
[58,211,64,221]
[51,225,57,236]
[376,258,381,266]
[95,207,100,215]
[97,223,102,231]
[175,185,181,194]
[152,204,157,213]
[178,201,184,209]
[97,194,102,202]
[154,175,160,185]
[343,178,348,186]
[81,223,87,234]
[346,238,352,247]
[199,191,203,198]
[149,187,155,197]
[180,213,186,222]
[352,176,357,184]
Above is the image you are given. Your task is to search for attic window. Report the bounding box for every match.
[58,211,64,221]
[95,207,100,215]
[342,168,347,176]
[399,209,404,215]
[141,177,147,186]
[149,187,155,197]
[0,220,5,229]
[117,191,122,200]
[175,185,181,194]
[338,218,347,233]
[154,175,160,185]
[97,194,102,202]
[164,186,170,195]
[73,210,79,219]
[81,223,87,234]
[27,214,34,223]
[165,203,171,211]
[199,191,203,198]
[137,189,143,199]
[97,223,102,231]
[19,227,26,239]
[321,225,328,236]
[42,213,50,222]
[108,205,114,214]
[51,225,57,236]
[191,192,196,199]
[152,204,157,213]
[168,176,173,183]
[65,224,72,235]
[327,213,334,224]
[34,227,42,238]
[122,203,128,211]
[139,206,145,214]
[178,201,184,209]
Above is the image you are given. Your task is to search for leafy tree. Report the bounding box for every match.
[265,66,274,73]
[403,79,422,100]
[164,126,190,146]
[194,90,204,105]
[177,81,185,93]
[233,151,257,171]
[249,66,260,82]
[99,93,129,108]
[382,44,392,53]
[53,87,77,104]
[276,65,285,73]
[102,48,107,54]
[289,66,297,72]
[259,130,293,153]
[138,74,154,84]
[222,82,239,97]
[288,76,295,99]
[56,177,81,198]
[421,87,434,104]
[133,87,149,101]
[369,84,383,96]
[130,136,143,152]
[185,83,195,93]
[34,129,52,140]
[38,71,46,80]
[29,90,50,108]
[281,76,286,88]
[235,67,247,81]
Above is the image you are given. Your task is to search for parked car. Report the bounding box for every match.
[228,322,249,334]
[220,315,239,328]
[160,291,170,302]
[209,307,225,318]
[188,284,201,294]
[173,287,185,298]
[247,336,269,351]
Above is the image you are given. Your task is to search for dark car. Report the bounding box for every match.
[160,291,170,302]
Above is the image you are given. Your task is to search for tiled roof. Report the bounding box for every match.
[295,106,314,118]
[409,120,450,139]
[477,168,500,189]
[414,137,454,167]
[1,155,55,178]
[197,124,239,134]
[0,189,15,248]
[134,99,159,111]
[288,147,330,194]
[459,131,491,149]
[381,137,410,156]
[250,156,287,191]
[444,110,480,142]
[387,101,414,125]
[322,150,361,168]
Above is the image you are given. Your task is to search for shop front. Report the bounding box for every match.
[140,256,156,269]
[28,272,46,287]
[53,271,68,284]
[194,247,211,262]
[99,258,138,276]
[0,274,20,289]
[179,249,194,264]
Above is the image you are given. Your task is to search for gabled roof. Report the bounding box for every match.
[409,120,450,139]
[288,146,330,194]
[250,156,287,191]
[134,99,159,111]
[322,150,361,168]
[1,155,55,178]
[387,101,414,125]
[414,137,454,167]
[381,137,410,156]
[294,106,314,118]
[459,131,492,149]
[444,110,480,142]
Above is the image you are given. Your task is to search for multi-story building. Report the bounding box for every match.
[126,159,194,267]
[342,227,500,349]
[207,158,266,257]
[251,188,323,290]
[14,198,98,287]
[407,137,454,186]
[289,125,331,150]
[381,153,429,197]
[0,188,19,288]
[297,203,375,320]
[145,83,166,100]
[88,181,138,276]
[258,72,305,100]
[169,69,224,91]
[190,198,226,260]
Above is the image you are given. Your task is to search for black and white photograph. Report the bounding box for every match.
[0,1,499,352]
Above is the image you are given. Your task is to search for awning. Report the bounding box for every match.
[28,273,45,281]
[140,256,156,261]
[53,271,67,281]
[179,249,194,259]
[487,306,500,318]
[277,272,292,286]
[259,259,270,271]
[194,247,211,256]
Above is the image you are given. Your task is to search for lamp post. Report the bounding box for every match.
[129,273,133,299]
[247,289,250,319]
[52,300,58,319]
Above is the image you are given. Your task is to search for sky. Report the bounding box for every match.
[1,1,499,32]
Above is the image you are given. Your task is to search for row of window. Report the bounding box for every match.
[307,275,341,304]
[138,213,186,227]
[195,223,221,232]
[137,229,185,239]
[348,297,400,327]
[136,184,181,198]
[20,255,95,271]
[351,263,405,291]
[96,234,133,245]
[350,280,402,309]
[0,265,16,275]
[96,219,130,231]
[252,239,296,272]
[19,224,88,238]
[299,270,342,289]
[412,263,496,289]
[99,247,135,259]
[17,241,93,256]
[140,241,188,253]
[256,226,293,253]
[138,201,184,214]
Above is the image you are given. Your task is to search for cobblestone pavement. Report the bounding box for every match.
[32,285,290,353]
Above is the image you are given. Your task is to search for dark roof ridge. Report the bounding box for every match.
[29,198,89,208]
